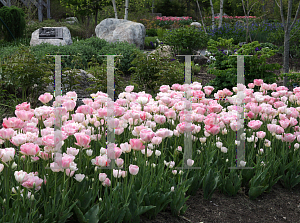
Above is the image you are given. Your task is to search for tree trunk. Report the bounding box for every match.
[196,0,207,33]
[124,0,129,20]
[283,31,290,86]
[210,0,215,30]
[152,0,154,13]
[112,0,118,19]
[219,0,224,28]
[95,8,98,28]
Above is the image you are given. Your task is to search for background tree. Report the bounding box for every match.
[210,0,215,29]
[276,0,300,86]
[219,0,224,28]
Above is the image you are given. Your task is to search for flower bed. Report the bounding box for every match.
[1,80,300,222]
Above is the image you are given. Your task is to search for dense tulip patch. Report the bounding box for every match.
[1,80,300,222]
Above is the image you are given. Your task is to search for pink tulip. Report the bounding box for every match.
[282,133,296,143]
[22,176,44,191]
[256,131,266,139]
[10,134,27,146]
[95,155,111,167]
[66,169,75,177]
[38,93,53,104]
[248,120,263,130]
[130,138,145,151]
[250,105,262,114]
[279,119,290,129]
[20,143,40,156]
[160,85,170,92]
[151,136,162,145]
[72,113,85,123]
[63,100,76,111]
[125,85,134,92]
[102,178,111,187]
[76,105,93,115]
[205,124,220,135]
[107,145,122,159]
[253,79,264,86]
[140,129,155,142]
[74,133,91,148]
[99,173,107,181]
[16,102,31,111]
[248,83,255,88]
[0,128,15,140]
[61,154,75,168]
[2,117,24,129]
[129,164,139,175]
[15,110,34,121]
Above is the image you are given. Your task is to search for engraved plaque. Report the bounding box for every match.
[39,28,63,39]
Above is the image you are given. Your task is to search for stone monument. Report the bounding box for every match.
[30,27,73,46]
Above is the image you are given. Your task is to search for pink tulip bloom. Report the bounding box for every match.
[94,155,111,167]
[282,133,296,143]
[66,169,75,177]
[61,154,75,168]
[107,145,122,159]
[275,125,284,134]
[99,173,107,181]
[253,79,264,86]
[125,85,134,92]
[22,176,43,191]
[129,164,139,175]
[74,133,91,148]
[155,128,173,138]
[72,113,85,123]
[208,103,223,113]
[115,158,124,167]
[205,124,220,135]
[248,83,255,88]
[256,131,266,139]
[0,128,15,140]
[248,120,263,130]
[2,117,24,129]
[151,136,162,145]
[130,138,145,151]
[20,143,40,156]
[102,178,111,187]
[279,119,290,129]
[140,129,155,142]
[250,105,262,114]
[160,85,170,92]
[16,102,31,111]
[38,93,53,104]
[15,110,34,121]
[10,134,27,146]
[63,100,76,111]
[76,105,93,115]
[289,117,298,127]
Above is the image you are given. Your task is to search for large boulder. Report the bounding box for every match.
[30,27,72,46]
[43,69,96,107]
[95,18,146,50]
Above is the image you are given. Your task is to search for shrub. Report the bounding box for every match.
[0,46,53,107]
[146,29,157,37]
[206,38,282,92]
[0,6,26,41]
[162,26,209,55]
[129,49,185,96]
[98,41,141,76]
[144,37,160,49]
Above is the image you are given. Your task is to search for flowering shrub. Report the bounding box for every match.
[1,79,300,221]
[206,38,282,91]
[153,16,193,28]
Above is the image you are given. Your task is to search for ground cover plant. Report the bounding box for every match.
[1,79,300,222]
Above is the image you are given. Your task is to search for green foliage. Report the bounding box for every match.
[129,49,185,96]
[280,71,300,87]
[0,45,53,107]
[31,37,109,70]
[146,28,157,37]
[206,38,282,92]
[0,6,26,41]
[162,26,209,55]
[98,41,141,76]
[144,37,160,49]
[85,56,126,100]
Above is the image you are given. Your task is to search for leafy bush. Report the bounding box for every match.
[206,38,282,92]
[162,26,209,55]
[144,37,160,49]
[0,46,53,107]
[146,29,157,37]
[0,6,26,41]
[98,41,141,76]
[129,49,185,96]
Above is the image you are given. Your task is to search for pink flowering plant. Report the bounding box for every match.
[154,16,193,28]
[1,79,300,221]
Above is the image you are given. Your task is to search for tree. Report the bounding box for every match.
[210,0,215,29]
[275,0,300,86]
[112,0,118,18]
[219,0,224,28]
[124,0,129,20]
[196,0,207,33]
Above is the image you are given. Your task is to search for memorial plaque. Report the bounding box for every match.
[39,28,63,39]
